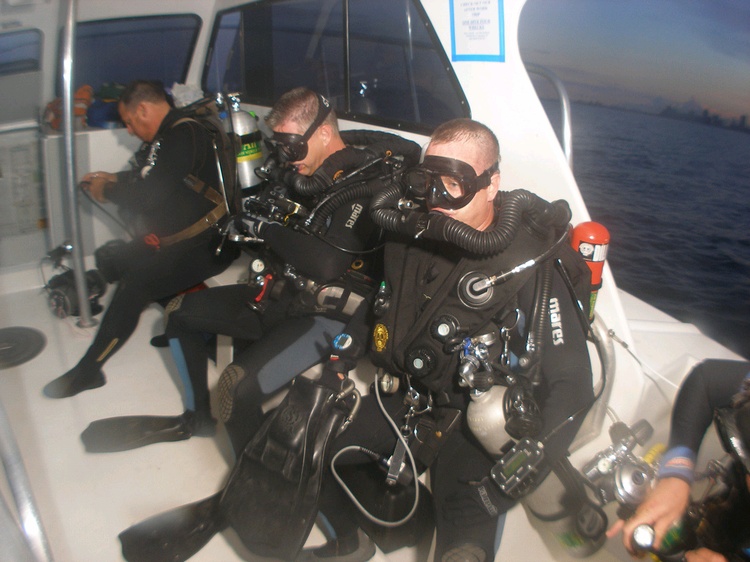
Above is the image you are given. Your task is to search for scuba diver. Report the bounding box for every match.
[116,92,419,562]
[116,117,594,562]
[80,87,421,454]
[608,359,750,561]
[43,80,239,399]
[297,118,596,561]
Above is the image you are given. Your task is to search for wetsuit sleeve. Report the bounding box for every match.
[106,120,204,214]
[668,360,750,453]
[536,270,595,465]
[263,195,376,282]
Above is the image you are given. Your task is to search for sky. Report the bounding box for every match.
[518,0,750,120]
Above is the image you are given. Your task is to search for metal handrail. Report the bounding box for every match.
[61,0,97,328]
[526,64,573,171]
[0,399,53,562]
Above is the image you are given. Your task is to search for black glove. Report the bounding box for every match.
[442,476,505,527]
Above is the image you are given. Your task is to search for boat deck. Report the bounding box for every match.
[0,264,741,561]
[0,271,436,561]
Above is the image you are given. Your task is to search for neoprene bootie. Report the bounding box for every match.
[43,365,106,398]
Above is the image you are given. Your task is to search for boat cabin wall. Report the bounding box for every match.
[0,0,620,359]
[1,0,583,265]
[0,0,651,462]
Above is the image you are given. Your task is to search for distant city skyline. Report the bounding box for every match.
[518,0,750,120]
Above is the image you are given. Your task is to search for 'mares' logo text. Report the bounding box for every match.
[549,297,564,345]
[345,203,363,228]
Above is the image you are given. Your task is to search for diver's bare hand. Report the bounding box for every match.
[685,548,727,562]
[81,172,116,203]
[607,477,690,556]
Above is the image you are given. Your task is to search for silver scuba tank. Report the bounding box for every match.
[227,93,263,189]
[466,386,513,457]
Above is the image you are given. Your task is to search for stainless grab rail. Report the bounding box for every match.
[61,0,97,328]
[0,399,54,562]
[526,64,573,171]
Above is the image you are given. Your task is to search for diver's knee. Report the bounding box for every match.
[218,363,246,423]
[163,294,187,332]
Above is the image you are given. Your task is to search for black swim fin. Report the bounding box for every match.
[118,377,356,561]
[80,410,215,453]
[219,376,354,560]
[119,492,224,562]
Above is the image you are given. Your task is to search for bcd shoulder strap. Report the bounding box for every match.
[172,112,240,215]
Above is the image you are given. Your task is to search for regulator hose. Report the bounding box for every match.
[290,147,373,196]
[306,177,382,234]
[371,185,571,256]
[521,258,553,385]
[341,129,422,165]
[289,130,421,197]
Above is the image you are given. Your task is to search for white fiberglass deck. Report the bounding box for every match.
[0,264,742,562]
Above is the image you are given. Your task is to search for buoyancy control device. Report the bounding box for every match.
[367,181,597,508]
[368,184,574,395]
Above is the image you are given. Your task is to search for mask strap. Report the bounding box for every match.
[300,94,332,143]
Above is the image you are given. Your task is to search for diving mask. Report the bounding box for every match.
[404,155,499,210]
[715,403,750,475]
[265,94,332,162]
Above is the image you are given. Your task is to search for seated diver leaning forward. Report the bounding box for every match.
[297,117,597,562]
[43,79,238,400]
[608,359,750,562]
[79,87,421,453]
[115,118,593,562]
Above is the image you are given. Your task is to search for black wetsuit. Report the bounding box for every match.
[662,359,750,561]
[669,359,750,453]
[47,109,237,396]
[317,219,594,561]
[165,146,386,453]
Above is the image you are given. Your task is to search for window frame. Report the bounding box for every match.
[0,28,43,78]
[201,0,469,134]
[58,14,202,96]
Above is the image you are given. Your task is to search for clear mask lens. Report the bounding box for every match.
[404,155,498,211]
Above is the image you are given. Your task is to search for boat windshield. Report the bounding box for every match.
[203,0,469,132]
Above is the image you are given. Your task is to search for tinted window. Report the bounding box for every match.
[204,0,468,132]
[0,29,42,77]
[70,15,200,93]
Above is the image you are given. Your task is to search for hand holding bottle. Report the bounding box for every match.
[607,476,691,556]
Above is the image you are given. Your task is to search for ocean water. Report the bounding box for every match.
[558,102,750,360]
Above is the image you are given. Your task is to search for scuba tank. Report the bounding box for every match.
[466,386,514,457]
[570,222,609,321]
[227,92,263,189]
